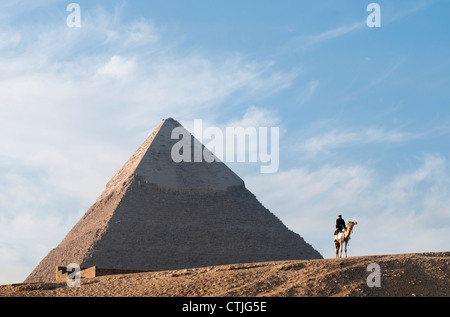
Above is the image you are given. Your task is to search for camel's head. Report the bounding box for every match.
[348,221,357,227]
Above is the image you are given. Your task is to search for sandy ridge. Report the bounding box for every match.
[2,252,448,297]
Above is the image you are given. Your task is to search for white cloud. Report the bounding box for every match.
[0,29,21,50]
[227,105,281,128]
[95,55,137,78]
[0,211,78,285]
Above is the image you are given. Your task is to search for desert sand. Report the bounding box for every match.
[2,252,448,297]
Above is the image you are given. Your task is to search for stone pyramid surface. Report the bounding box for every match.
[25,118,322,283]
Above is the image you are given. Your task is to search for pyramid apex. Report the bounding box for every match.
[163,117,177,123]
[104,117,244,192]
[160,117,182,128]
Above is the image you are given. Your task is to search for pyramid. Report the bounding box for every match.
[25,118,322,283]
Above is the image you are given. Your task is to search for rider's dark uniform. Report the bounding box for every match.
[335,216,346,235]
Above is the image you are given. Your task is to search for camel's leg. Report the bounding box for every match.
[335,241,340,258]
[339,241,343,258]
[344,241,348,258]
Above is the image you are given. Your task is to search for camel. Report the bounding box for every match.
[334,221,357,258]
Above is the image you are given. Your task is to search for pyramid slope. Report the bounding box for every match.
[25,118,322,283]
[81,177,321,272]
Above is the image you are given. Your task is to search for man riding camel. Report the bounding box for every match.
[335,214,346,236]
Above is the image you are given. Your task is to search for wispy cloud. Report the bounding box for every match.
[299,80,320,104]
[306,22,365,46]
[367,58,405,90]
[289,21,365,50]
[343,58,406,102]
[299,127,419,157]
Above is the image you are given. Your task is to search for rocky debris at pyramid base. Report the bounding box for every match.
[25,118,322,283]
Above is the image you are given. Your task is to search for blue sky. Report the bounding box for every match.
[1,0,449,285]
